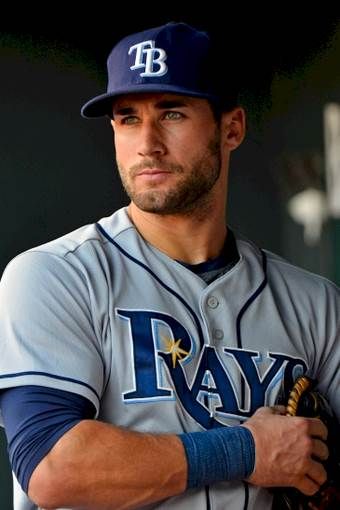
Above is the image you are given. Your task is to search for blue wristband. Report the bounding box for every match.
[179,426,255,489]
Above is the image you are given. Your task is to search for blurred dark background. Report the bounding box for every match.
[1,7,340,508]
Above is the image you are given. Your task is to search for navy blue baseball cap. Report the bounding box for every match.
[81,22,236,118]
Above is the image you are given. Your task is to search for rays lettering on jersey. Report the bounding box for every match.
[117,309,307,428]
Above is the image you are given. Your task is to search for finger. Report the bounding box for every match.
[308,458,327,487]
[312,438,329,461]
[308,418,328,441]
[296,475,321,496]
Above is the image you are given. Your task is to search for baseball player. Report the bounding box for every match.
[0,22,339,510]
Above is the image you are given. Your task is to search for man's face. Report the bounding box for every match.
[111,93,222,215]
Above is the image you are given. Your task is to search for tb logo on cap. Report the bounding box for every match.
[128,40,168,77]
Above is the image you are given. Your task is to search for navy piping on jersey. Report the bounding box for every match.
[243,481,250,510]
[236,249,268,419]
[236,249,268,350]
[96,222,206,348]
[0,371,100,401]
[205,485,211,510]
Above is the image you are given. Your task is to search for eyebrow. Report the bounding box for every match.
[113,99,189,117]
[155,99,189,109]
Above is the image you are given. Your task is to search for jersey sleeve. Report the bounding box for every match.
[0,250,104,423]
[313,279,340,422]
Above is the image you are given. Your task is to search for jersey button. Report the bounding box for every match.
[214,329,224,340]
[207,296,219,308]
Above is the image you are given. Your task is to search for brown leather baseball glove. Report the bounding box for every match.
[272,376,340,510]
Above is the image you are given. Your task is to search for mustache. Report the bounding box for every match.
[129,159,184,176]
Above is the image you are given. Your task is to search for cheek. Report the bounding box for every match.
[114,138,134,168]
[179,128,214,154]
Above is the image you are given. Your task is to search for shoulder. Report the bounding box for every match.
[236,234,339,302]
[1,207,133,280]
[264,249,339,297]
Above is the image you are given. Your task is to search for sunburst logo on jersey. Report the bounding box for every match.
[162,336,189,368]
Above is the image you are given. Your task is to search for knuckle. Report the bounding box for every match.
[310,416,321,428]
[294,417,309,435]
[300,458,310,472]
[300,435,313,455]
[305,438,313,456]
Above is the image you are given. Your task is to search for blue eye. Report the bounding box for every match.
[121,116,139,125]
[164,111,182,120]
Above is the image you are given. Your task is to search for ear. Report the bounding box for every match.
[220,107,246,151]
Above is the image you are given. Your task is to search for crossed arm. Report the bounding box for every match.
[27,406,328,510]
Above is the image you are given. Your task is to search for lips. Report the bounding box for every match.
[134,168,173,185]
[136,168,171,176]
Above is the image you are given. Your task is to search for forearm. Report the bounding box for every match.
[2,385,253,508]
[28,420,187,510]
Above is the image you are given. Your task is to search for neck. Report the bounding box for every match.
[128,198,227,265]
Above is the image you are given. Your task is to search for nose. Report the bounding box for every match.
[137,121,167,157]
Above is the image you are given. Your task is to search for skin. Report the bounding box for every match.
[111,93,236,264]
[28,93,328,509]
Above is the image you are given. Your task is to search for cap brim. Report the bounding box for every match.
[81,84,218,118]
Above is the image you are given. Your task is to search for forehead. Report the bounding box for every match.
[112,93,211,113]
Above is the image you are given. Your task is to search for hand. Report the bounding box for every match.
[242,406,329,495]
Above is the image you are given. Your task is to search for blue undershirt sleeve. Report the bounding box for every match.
[0,385,96,494]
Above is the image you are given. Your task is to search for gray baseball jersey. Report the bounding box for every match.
[0,206,339,510]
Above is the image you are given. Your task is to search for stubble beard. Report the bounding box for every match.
[117,130,222,217]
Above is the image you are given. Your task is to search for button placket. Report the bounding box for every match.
[213,329,224,340]
[205,295,224,342]
[207,296,219,309]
